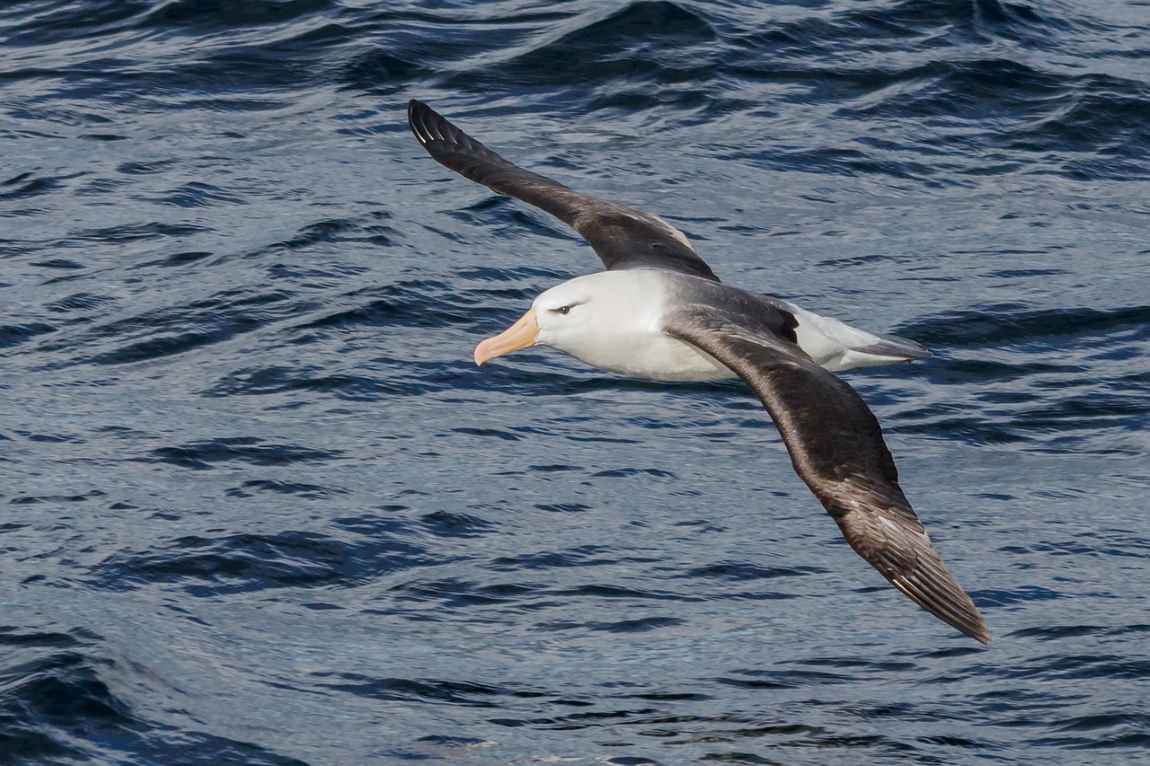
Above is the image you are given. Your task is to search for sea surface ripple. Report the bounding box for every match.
[2,1,1149,764]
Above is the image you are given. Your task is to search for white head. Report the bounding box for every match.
[473,271,661,368]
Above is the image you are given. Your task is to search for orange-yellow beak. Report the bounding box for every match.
[474,308,539,366]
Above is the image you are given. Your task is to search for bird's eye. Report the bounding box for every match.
[552,305,573,316]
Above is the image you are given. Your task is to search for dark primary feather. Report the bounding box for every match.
[664,305,991,644]
[408,99,720,282]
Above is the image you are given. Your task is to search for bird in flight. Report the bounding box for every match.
[408,99,990,644]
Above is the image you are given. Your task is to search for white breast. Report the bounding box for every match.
[580,330,736,382]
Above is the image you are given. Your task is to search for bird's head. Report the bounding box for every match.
[474,271,652,366]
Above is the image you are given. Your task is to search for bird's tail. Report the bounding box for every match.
[782,302,931,372]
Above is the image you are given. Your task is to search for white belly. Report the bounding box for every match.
[569,331,736,382]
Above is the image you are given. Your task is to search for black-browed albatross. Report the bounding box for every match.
[408,99,990,644]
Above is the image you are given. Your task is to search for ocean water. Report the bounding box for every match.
[2,1,1149,763]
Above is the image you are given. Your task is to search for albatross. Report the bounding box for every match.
[408,99,990,644]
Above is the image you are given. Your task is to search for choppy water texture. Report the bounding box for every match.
[3,0,1150,763]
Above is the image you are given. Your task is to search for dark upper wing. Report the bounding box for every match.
[408,99,719,282]
[664,305,990,644]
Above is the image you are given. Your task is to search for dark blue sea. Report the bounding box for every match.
[3,1,1149,763]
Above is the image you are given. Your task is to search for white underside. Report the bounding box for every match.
[532,270,929,382]
[568,307,928,381]
[587,311,928,382]
[595,332,735,382]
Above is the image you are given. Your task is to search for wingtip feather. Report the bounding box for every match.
[408,98,450,147]
[407,98,428,145]
[890,570,992,645]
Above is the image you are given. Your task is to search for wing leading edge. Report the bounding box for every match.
[408,99,719,281]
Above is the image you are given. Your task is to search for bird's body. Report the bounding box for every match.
[512,269,932,381]
[408,99,991,644]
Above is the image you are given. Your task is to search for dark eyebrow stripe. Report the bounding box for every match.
[547,299,587,312]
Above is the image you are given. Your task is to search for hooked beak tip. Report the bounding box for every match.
[473,308,538,368]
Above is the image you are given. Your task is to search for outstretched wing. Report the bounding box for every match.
[408,99,719,282]
[664,305,990,643]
